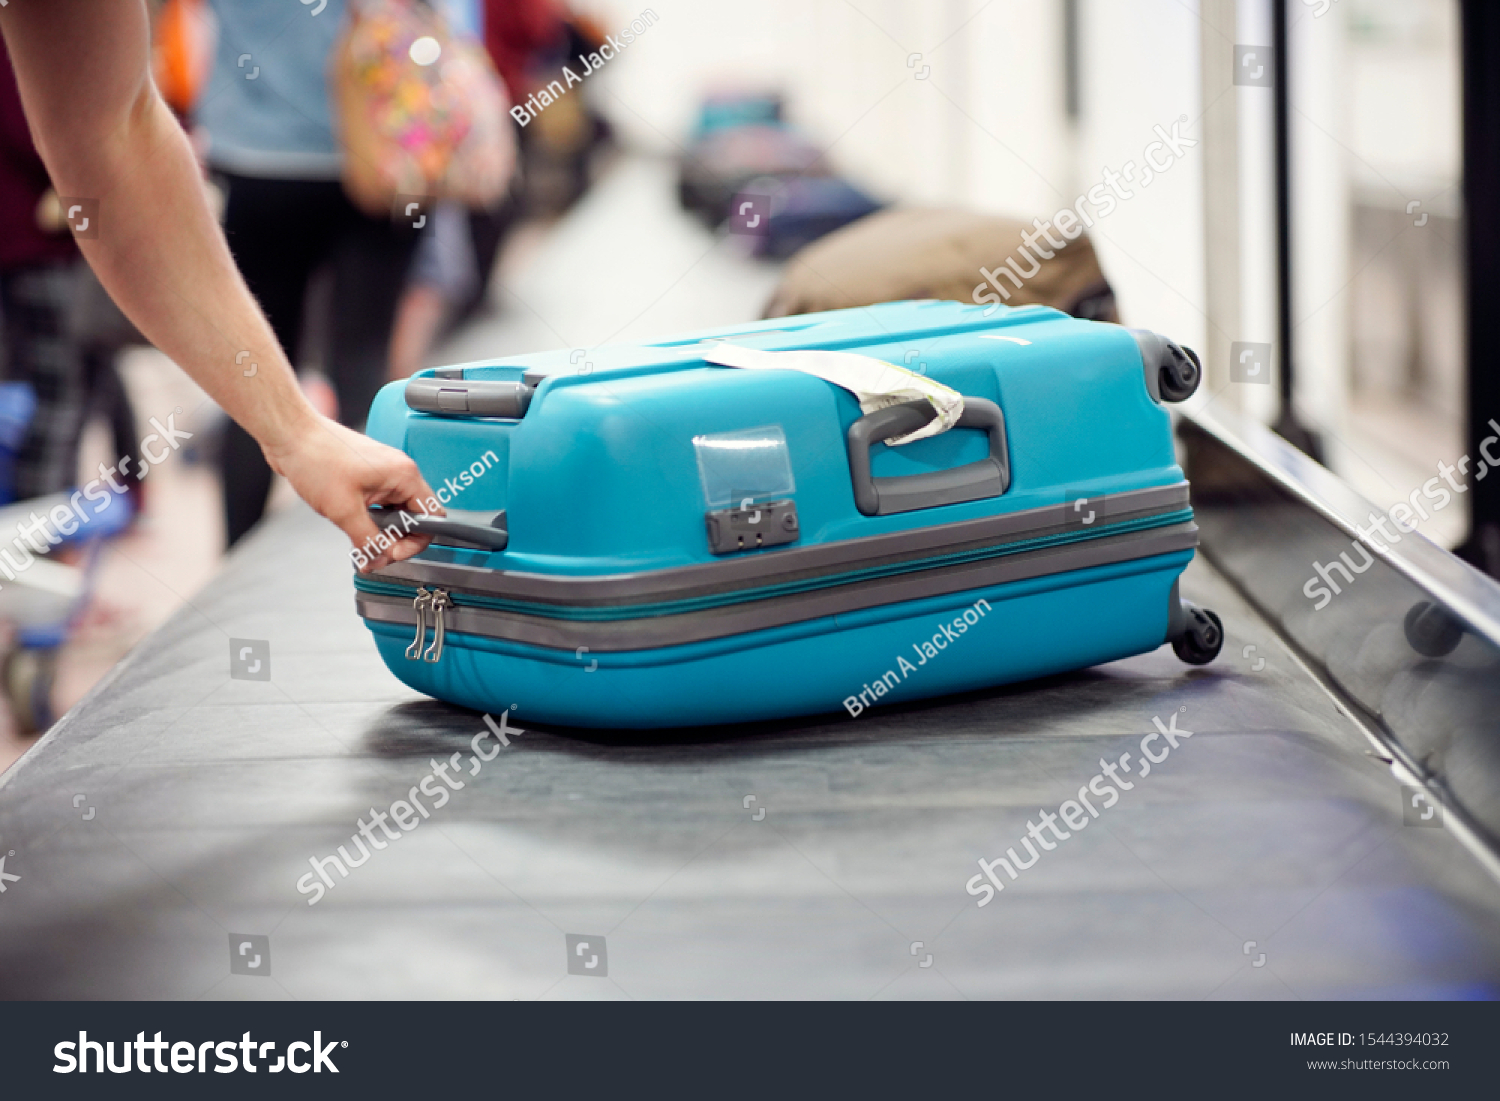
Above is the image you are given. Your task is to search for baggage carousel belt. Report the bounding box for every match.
[1,503,1498,1000]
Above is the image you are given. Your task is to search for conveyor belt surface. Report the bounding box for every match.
[1,504,1497,999]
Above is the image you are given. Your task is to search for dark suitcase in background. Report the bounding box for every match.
[733,175,884,259]
[356,299,1222,729]
[677,122,828,225]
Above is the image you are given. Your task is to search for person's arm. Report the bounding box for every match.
[0,0,436,569]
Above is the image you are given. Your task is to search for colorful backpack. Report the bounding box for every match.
[331,0,515,215]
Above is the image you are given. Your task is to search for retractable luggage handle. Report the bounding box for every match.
[846,398,1010,516]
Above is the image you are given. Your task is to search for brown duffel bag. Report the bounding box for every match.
[763,206,1119,323]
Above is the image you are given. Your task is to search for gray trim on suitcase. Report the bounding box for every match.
[357,520,1199,653]
[371,482,1192,608]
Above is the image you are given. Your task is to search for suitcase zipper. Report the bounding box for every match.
[404,587,452,663]
[358,508,1193,625]
[424,589,452,662]
[405,587,432,659]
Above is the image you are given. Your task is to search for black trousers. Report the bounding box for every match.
[0,261,139,503]
[217,174,418,546]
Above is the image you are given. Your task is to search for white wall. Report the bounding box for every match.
[946,0,1074,216]
[1074,0,1206,349]
[577,0,1073,213]
[1236,0,1280,424]
[571,0,1382,449]
[584,0,1205,329]
[1288,0,1351,446]
[1346,0,1461,201]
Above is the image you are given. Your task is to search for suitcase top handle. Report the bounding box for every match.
[405,377,534,418]
[846,398,1010,517]
[700,342,1008,516]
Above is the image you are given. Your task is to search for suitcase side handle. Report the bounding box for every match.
[368,506,510,551]
[846,398,1010,516]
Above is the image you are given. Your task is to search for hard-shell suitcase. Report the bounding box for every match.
[355,299,1223,728]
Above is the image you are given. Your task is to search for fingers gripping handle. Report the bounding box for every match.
[369,505,509,551]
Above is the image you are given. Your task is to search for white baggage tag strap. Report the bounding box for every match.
[701,343,964,446]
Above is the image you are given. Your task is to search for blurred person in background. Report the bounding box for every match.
[387,0,507,381]
[0,44,86,504]
[509,4,611,219]
[386,194,492,380]
[197,0,424,546]
[0,46,140,511]
[386,0,572,380]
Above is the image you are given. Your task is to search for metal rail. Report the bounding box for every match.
[1181,406,1500,865]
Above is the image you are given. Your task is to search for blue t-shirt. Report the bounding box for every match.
[198,0,347,179]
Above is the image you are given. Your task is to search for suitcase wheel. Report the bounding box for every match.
[1171,603,1224,665]
[1403,600,1464,658]
[3,646,58,735]
[1159,344,1202,403]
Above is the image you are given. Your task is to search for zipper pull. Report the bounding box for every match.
[423,589,451,663]
[405,587,432,660]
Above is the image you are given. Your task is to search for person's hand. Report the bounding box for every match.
[264,416,441,571]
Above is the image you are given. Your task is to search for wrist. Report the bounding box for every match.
[258,390,323,464]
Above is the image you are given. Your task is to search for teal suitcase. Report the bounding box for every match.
[355,299,1222,728]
